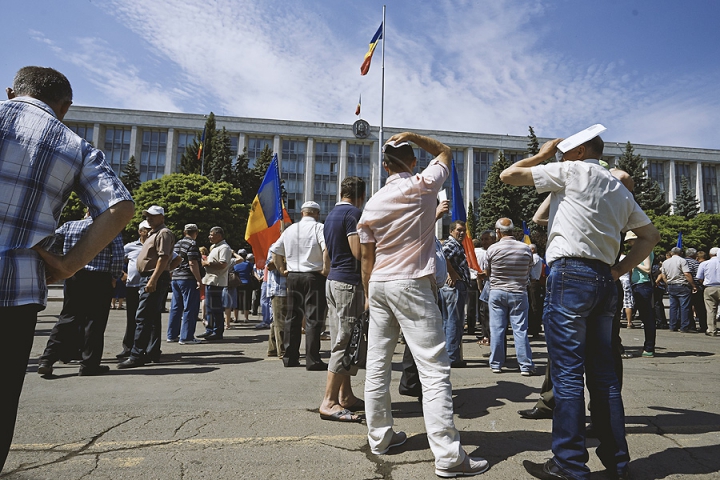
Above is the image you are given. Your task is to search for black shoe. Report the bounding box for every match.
[306,361,328,371]
[116,350,131,359]
[37,361,53,376]
[203,334,223,341]
[518,407,553,420]
[451,360,468,368]
[283,358,301,367]
[78,365,110,376]
[117,357,145,369]
[196,332,211,338]
[523,459,573,480]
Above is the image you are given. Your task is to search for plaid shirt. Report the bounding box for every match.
[0,97,132,307]
[442,235,470,284]
[53,218,124,278]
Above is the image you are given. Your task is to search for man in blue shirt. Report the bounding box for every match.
[318,177,366,422]
[0,66,133,471]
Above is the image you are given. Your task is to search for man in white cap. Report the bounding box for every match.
[118,205,176,368]
[697,247,720,336]
[117,220,151,358]
[272,200,329,370]
[501,134,659,480]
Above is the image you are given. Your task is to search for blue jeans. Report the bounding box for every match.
[260,281,272,325]
[168,278,200,341]
[544,258,629,480]
[439,280,467,363]
[631,282,656,352]
[667,284,692,331]
[488,289,534,372]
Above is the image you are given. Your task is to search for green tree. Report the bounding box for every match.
[234,147,256,204]
[617,141,671,216]
[518,126,546,225]
[252,144,275,179]
[120,155,141,195]
[59,192,86,224]
[180,113,216,176]
[673,176,700,219]
[467,201,477,240]
[650,213,720,256]
[478,152,516,229]
[128,173,249,249]
[209,127,235,184]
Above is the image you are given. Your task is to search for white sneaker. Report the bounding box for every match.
[370,431,407,455]
[179,338,203,345]
[166,338,179,343]
[435,455,490,477]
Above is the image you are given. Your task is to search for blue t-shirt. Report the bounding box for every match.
[233,261,254,284]
[324,202,362,285]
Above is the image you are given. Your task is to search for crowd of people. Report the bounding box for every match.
[2,65,720,479]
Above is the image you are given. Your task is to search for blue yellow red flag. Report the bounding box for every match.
[196,126,206,161]
[360,23,383,75]
[245,154,292,266]
[450,159,481,272]
[522,221,532,245]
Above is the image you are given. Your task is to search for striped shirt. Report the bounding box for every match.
[172,236,201,280]
[483,236,533,294]
[0,96,132,307]
[53,218,124,278]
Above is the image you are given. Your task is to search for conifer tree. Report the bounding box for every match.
[120,155,141,195]
[467,201,477,240]
[252,144,275,179]
[234,147,255,203]
[181,113,217,176]
[209,127,235,184]
[617,141,671,216]
[518,126,545,223]
[673,176,700,219]
[478,152,516,229]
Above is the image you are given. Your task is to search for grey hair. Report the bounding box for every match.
[685,248,697,258]
[670,247,682,255]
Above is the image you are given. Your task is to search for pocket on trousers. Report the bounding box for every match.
[558,272,599,312]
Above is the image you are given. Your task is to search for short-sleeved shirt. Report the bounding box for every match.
[661,255,691,285]
[697,257,720,287]
[0,97,132,307]
[324,202,362,285]
[442,235,470,284]
[136,225,176,274]
[358,159,448,282]
[233,260,254,284]
[172,235,201,280]
[273,216,326,272]
[54,217,124,278]
[124,240,144,287]
[202,240,233,287]
[484,236,533,294]
[531,159,651,266]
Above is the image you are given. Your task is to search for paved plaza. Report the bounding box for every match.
[2,301,719,479]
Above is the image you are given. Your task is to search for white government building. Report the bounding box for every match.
[64,106,720,225]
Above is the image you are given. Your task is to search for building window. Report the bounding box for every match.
[347,143,372,184]
[103,127,132,176]
[66,124,94,144]
[506,151,526,164]
[648,160,665,193]
[229,135,238,159]
[703,165,719,213]
[139,130,167,181]
[473,151,494,200]
[248,137,273,169]
[175,132,198,171]
[314,142,339,220]
[281,139,306,222]
[675,163,694,194]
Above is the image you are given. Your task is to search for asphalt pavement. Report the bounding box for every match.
[2,302,719,479]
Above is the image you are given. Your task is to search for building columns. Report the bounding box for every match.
[338,140,348,202]
[668,159,676,212]
[165,128,175,176]
[696,162,704,212]
[305,138,315,203]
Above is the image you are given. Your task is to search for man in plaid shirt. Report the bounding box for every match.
[0,66,133,472]
[440,220,471,367]
[37,215,125,377]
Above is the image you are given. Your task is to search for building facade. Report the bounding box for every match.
[64,106,720,224]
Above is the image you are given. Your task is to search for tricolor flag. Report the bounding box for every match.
[245,154,292,267]
[196,126,206,161]
[355,94,361,116]
[360,23,383,76]
[450,159,481,272]
[522,221,532,245]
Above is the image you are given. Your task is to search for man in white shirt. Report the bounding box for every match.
[501,134,659,480]
[528,244,544,337]
[273,201,329,370]
[197,226,233,341]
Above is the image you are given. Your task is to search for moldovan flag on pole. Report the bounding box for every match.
[245,154,292,267]
[450,159,481,272]
[360,23,383,75]
[355,94,361,116]
[196,126,206,161]
[522,221,532,245]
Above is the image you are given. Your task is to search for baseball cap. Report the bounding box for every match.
[143,205,165,216]
[184,223,198,231]
[138,220,151,230]
[301,201,321,211]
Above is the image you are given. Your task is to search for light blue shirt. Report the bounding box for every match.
[697,257,720,287]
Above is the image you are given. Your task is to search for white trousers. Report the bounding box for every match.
[365,276,465,469]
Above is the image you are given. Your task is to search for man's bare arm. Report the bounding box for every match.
[360,243,376,307]
[533,196,551,226]
[500,139,563,186]
[273,252,288,277]
[386,132,452,170]
[348,234,361,260]
[611,223,661,281]
[34,200,134,282]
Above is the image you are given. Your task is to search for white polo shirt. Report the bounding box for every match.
[273,216,326,272]
[531,159,651,266]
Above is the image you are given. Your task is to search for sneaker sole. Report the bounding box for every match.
[370,435,407,455]
[435,461,490,477]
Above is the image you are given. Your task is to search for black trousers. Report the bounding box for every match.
[283,272,326,368]
[40,270,113,369]
[466,280,479,334]
[0,304,40,472]
[691,286,707,332]
[122,286,140,353]
[478,298,490,339]
[131,272,170,361]
[528,280,543,336]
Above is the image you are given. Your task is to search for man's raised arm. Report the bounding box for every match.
[500,138,563,186]
[386,132,452,170]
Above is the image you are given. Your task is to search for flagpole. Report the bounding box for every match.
[201,138,206,176]
[378,4,386,194]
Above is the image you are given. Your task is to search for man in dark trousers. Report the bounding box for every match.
[38,214,124,376]
[0,66,133,471]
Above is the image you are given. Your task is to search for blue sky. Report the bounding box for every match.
[3,0,719,149]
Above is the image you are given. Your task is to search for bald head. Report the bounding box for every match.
[495,217,514,237]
